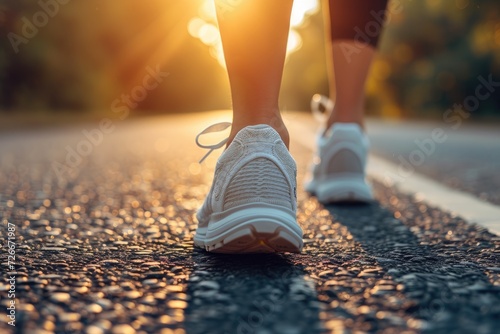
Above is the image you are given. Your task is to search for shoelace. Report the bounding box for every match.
[311,94,334,123]
[195,95,332,163]
[195,122,232,163]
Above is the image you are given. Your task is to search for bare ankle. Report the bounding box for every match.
[228,114,290,148]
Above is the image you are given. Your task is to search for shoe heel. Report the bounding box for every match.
[205,205,303,253]
[316,177,373,203]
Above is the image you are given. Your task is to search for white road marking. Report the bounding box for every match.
[367,155,500,235]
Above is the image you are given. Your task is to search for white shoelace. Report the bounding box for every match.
[310,94,334,123]
[195,122,232,163]
[195,95,332,163]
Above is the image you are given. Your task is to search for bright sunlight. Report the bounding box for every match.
[188,0,320,67]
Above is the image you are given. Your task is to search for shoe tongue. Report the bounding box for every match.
[235,124,280,142]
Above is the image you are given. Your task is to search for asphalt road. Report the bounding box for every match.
[1,113,499,334]
[367,119,500,207]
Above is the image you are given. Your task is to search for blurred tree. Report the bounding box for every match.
[369,0,500,119]
[0,0,498,121]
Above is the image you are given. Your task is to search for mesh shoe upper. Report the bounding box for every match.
[306,123,370,190]
[197,125,297,228]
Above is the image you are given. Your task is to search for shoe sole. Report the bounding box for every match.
[308,177,373,204]
[194,206,303,254]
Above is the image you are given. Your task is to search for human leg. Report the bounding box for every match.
[194,0,302,253]
[325,0,388,128]
[305,0,388,203]
[215,0,293,147]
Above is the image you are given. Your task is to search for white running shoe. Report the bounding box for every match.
[305,95,373,203]
[194,124,303,254]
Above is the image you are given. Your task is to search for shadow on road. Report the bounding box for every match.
[184,253,322,334]
[325,202,500,333]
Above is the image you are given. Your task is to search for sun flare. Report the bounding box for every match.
[188,0,320,67]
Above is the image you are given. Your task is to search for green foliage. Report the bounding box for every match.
[372,0,500,118]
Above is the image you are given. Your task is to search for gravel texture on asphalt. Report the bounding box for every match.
[367,123,500,207]
[1,117,499,334]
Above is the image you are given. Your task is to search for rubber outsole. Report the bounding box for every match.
[194,208,303,254]
[307,177,373,204]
